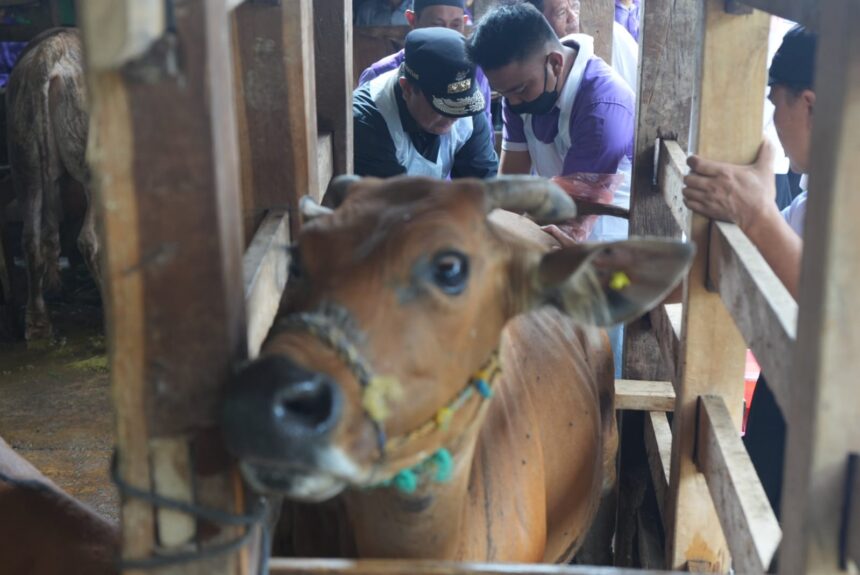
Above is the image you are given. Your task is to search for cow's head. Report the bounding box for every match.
[222,176,692,501]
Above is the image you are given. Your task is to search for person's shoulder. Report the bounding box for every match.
[781,190,808,236]
[359,51,404,85]
[353,83,382,122]
[580,57,635,106]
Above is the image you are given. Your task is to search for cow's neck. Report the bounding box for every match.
[342,412,485,559]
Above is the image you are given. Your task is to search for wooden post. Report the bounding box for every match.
[314,0,354,178]
[579,0,614,63]
[81,0,251,572]
[779,1,860,572]
[615,0,699,567]
[233,0,319,241]
[664,1,769,571]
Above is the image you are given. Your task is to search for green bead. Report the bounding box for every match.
[393,469,417,493]
[432,449,454,483]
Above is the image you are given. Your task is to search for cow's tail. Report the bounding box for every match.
[38,76,63,292]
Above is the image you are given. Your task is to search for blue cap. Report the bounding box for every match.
[403,27,485,118]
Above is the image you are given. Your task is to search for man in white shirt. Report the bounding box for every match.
[680,25,816,526]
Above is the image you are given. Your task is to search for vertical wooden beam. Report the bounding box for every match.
[616,0,698,566]
[779,1,860,572]
[664,1,769,571]
[579,0,614,63]
[314,0,354,178]
[233,0,319,241]
[82,0,250,572]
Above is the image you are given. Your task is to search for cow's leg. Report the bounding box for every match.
[41,177,63,292]
[77,187,102,292]
[20,180,52,341]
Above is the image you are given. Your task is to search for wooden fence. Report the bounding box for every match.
[76,0,858,574]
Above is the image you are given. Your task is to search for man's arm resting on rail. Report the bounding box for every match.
[682,140,802,298]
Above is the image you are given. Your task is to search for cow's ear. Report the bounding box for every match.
[532,239,694,327]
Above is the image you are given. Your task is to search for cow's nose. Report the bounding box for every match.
[273,375,340,438]
[221,355,343,461]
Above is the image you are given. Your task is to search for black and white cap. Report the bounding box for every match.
[402,27,485,118]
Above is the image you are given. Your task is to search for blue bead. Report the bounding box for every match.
[475,379,493,398]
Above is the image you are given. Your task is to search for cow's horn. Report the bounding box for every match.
[300,196,334,220]
[483,176,577,224]
[322,174,362,209]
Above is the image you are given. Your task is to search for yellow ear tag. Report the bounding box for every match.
[609,271,631,292]
[363,376,404,423]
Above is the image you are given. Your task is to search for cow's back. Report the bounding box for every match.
[463,307,615,562]
[0,437,118,575]
[6,28,85,188]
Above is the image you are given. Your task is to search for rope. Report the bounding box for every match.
[110,451,271,574]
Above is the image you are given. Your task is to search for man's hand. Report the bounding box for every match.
[682,139,778,234]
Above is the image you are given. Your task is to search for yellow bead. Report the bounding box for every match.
[436,407,454,429]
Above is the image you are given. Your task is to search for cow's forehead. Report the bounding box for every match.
[298,178,493,269]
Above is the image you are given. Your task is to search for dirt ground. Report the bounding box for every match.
[0,258,118,522]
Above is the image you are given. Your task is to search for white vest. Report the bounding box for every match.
[521,34,631,242]
[369,69,474,179]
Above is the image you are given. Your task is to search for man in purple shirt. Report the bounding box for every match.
[358,0,493,141]
[614,0,640,42]
[469,3,634,378]
[467,3,634,224]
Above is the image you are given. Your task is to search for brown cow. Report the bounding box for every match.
[222,176,693,562]
[6,28,95,341]
[0,436,118,575]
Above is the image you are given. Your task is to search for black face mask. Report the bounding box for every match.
[507,56,560,115]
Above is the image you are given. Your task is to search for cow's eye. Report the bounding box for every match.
[432,250,469,295]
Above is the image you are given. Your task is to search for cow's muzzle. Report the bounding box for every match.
[221,355,345,495]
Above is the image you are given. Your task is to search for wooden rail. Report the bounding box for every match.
[736,0,818,28]
[709,222,797,414]
[696,396,781,572]
[268,559,682,575]
[244,210,291,358]
[645,411,672,526]
[615,380,675,412]
[658,137,798,416]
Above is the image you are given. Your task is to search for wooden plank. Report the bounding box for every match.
[244,209,290,358]
[847,454,860,570]
[81,0,249,571]
[664,2,769,571]
[709,221,797,416]
[778,1,860,573]
[314,0,354,177]
[616,1,697,561]
[317,133,334,202]
[696,395,782,572]
[233,0,319,240]
[579,0,614,63]
[657,139,690,232]
[644,411,672,526]
[268,558,684,574]
[649,304,681,384]
[735,0,819,29]
[79,0,165,70]
[615,380,675,412]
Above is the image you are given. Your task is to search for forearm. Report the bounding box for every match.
[499,149,531,174]
[742,207,803,299]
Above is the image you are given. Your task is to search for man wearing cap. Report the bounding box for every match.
[681,25,817,524]
[358,0,494,143]
[353,27,498,179]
